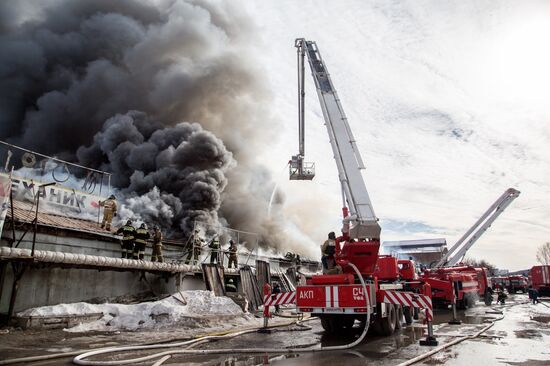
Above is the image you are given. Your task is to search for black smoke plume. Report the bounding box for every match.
[0,0,303,250]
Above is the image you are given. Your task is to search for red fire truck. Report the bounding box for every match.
[289,39,434,338]
[530,265,550,296]
[491,276,510,291]
[506,275,528,294]
[419,188,519,308]
[422,266,492,308]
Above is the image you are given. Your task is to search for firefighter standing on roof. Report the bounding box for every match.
[116,220,136,259]
[100,195,117,231]
[185,229,203,265]
[134,223,150,260]
[151,226,164,263]
[228,239,238,269]
[209,235,220,264]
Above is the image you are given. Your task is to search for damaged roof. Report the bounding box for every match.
[5,200,120,240]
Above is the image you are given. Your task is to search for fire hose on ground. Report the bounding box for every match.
[2,283,535,365]
[395,300,531,366]
[0,263,370,366]
[69,263,371,366]
[0,318,312,366]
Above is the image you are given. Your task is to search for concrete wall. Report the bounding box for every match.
[0,263,205,313]
[0,229,207,314]
[0,265,201,313]
[0,227,320,314]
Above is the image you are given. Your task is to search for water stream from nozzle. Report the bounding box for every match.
[267,162,290,217]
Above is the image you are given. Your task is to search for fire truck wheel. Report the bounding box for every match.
[465,294,476,308]
[372,317,382,335]
[403,306,413,325]
[320,315,353,333]
[340,316,355,329]
[379,304,397,336]
[395,305,403,330]
[320,316,335,333]
[457,299,466,310]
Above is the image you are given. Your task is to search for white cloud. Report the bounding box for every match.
[238,0,550,271]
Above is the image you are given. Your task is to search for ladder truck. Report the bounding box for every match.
[422,188,520,308]
[290,38,434,339]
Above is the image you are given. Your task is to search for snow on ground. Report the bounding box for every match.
[17,290,248,332]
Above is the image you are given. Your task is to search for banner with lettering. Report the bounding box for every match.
[0,172,105,221]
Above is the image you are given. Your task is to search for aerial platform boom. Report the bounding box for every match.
[435,188,520,268]
[290,38,380,240]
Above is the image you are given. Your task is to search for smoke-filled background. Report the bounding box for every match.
[0,0,308,253]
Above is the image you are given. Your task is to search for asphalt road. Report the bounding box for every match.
[1,294,549,365]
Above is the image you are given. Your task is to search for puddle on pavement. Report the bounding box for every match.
[514,329,542,339]
[423,348,459,364]
[531,315,550,324]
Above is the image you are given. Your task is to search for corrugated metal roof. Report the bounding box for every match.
[6,200,118,239]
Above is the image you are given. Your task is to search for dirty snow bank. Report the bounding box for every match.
[17,290,246,332]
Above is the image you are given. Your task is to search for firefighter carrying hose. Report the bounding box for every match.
[116,220,136,259]
[100,195,117,231]
[134,223,150,260]
[185,229,203,265]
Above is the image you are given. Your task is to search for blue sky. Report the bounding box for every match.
[239,0,550,270]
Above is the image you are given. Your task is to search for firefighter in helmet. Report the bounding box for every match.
[227,240,239,269]
[321,231,337,273]
[151,226,164,262]
[272,282,282,313]
[100,195,117,231]
[185,228,203,265]
[134,223,150,260]
[209,235,220,264]
[226,278,237,292]
[116,220,136,259]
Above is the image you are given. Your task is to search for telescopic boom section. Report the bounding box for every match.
[435,188,520,268]
[291,38,380,240]
[289,38,315,181]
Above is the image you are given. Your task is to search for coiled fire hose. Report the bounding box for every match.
[71,263,371,365]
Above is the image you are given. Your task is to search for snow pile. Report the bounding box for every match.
[17,290,245,332]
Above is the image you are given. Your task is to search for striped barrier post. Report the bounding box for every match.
[258,283,272,333]
[420,282,438,346]
[379,287,437,346]
[259,287,297,333]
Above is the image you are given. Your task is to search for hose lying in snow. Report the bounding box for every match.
[72,263,371,366]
